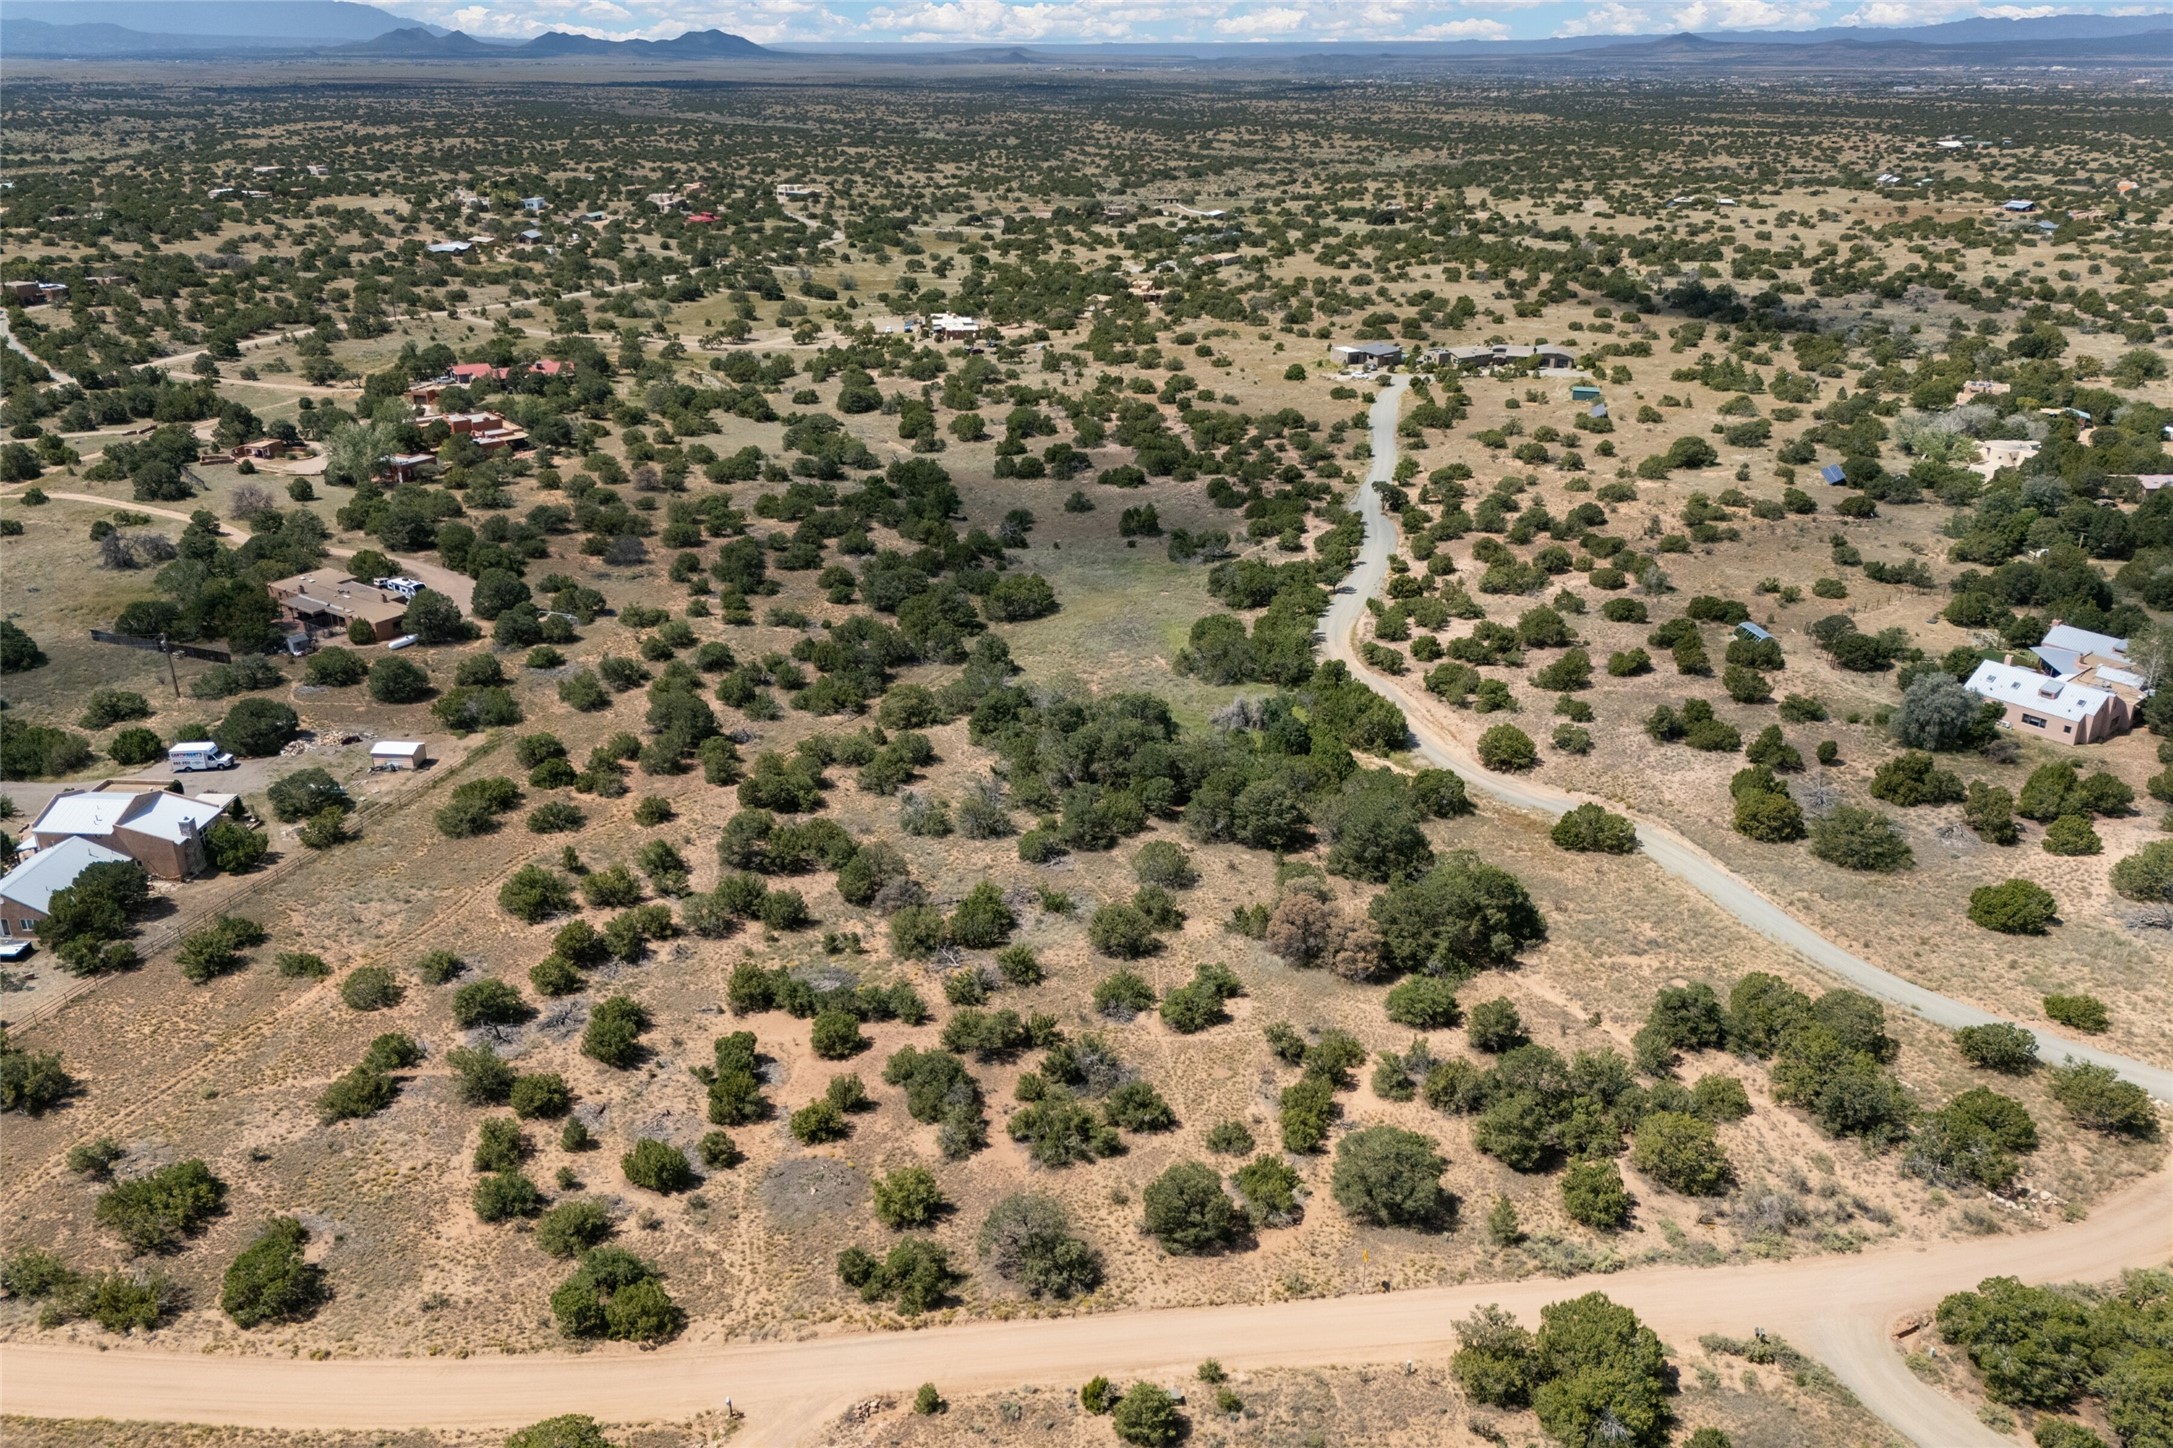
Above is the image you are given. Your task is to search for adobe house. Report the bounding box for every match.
[267,569,412,642]
[28,789,234,880]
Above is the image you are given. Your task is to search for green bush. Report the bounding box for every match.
[1476,724,1538,772]
[1550,802,1638,854]
[1467,998,1527,1053]
[2047,1063,2155,1136]
[835,1236,961,1315]
[1970,880,2058,935]
[1111,1383,1185,1446]
[622,1138,695,1193]
[1385,976,1461,1029]
[339,965,402,1011]
[505,1415,614,1448]
[1560,1158,1632,1230]
[213,697,299,757]
[95,1159,226,1252]
[1630,1111,1732,1195]
[453,977,530,1028]
[1140,1160,1243,1254]
[2043,993,2109,1033]
[978,1192,1104,1299]
[1808,806,1914,872]
[1954,1023,2039,1073]
[2041,815,2102,857]
[221,1217,324,1327]
[1331,1124,1448,1228]
[317,1063,396,1122]
[472,1170,543,1222]
[536,1200,614,1259]
[550,1247,681,1342]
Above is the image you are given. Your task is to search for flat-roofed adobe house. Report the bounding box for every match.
[267,569,411,642]
[28,789,233,880]
[1330,341,1403,371]
[928,312,983,342]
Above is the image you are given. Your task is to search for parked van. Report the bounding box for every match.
[168,741,236,772]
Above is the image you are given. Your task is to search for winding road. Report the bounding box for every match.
[1331,377,2173,1104]
[1,376,2167,1448]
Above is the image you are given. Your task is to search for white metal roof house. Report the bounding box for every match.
[1964,660,2132,746]
[0,837,134,937]
[29,789,231,879]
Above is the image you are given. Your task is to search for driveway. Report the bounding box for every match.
[1325,378,2173,1104]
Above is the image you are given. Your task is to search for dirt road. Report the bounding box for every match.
[1,1161,2163,1445]
[1329,378,2173,1103]
[6,488,475,611]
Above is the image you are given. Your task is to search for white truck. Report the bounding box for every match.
[168,741,236,772]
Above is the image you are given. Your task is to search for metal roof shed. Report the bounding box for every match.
[371,741,429,770]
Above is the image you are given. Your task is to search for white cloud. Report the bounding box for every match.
[1553,2,1649,34]
[1670,0,1825,28]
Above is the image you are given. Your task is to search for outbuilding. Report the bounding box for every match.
[371,740,430,771]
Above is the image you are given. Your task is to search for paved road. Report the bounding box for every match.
[1330,378,2173,1104]
[1,1161,2164,1446]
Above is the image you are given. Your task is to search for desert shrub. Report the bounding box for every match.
[1331,1125,1449,1228]
[978,1192,1104,1299]
[1467,998,1528,1053]
[1954,1023,2039,1073]
[872,1167,945,1230]
[1970,880,2058,935]
[1385,976,1462,1029]
[446,1045,515,1104]
[836,1237,962,1315]
[550,1247,681,1343]
[2043,993,2109,1033]
[1560,1158,1632,1230]
[581,995,649,1068]
[2046,1063,2155,1136]
[621,1138,695,1193]
[339,965,402,1011]
[1140,1160,1243,1254]
[1630,1111,1732,1195]
[1112,1383,1186,1446]
[316,1063,396,1122]
[221,1217,324,1327]
[1809,806,1914,872]
[2040,815,2102,857]
[1551,802,1637,854]
[1477,724,1538,772]
[510,1073,573,1119]
[95,1160,227,1253]
[453,977,530,1028]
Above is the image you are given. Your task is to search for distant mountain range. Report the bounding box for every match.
[1,3,2166,68]
[5,1,437,45]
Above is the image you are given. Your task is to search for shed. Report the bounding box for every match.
[371,741,430,771]
[1570,385,1602,402]
[1820,464,1847,485]
[1735,622,1774,643]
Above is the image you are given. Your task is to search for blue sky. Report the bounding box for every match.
[387,0,2162,45]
